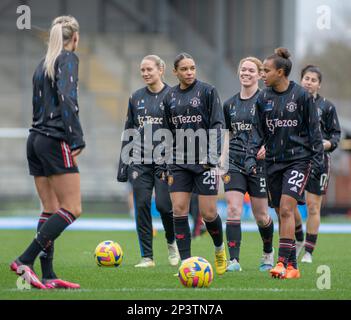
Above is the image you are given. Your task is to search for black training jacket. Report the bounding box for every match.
[245,81,324,172]
[162,79,224,166]
[315,94,341,153]
[117,84,170,181]
[30,50,85,150]
[224,89,264,173]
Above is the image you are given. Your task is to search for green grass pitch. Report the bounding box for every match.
[1,229,350,300]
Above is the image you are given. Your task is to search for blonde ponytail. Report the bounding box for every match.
[43,15,79,80]
[44,23,63,80]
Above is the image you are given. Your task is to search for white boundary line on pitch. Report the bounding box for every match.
[3,287,347,293]
[1,217,351,233]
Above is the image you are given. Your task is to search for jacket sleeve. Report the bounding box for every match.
[324,103,341,152]
[245,99,265,173]
[56,52,85,150]
[304,93,324,172]
[207,87,225,166]
[117,98,134,182]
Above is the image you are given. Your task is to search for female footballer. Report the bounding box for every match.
[117,55,179,268]
[222,57,274,272]
[245,48,324,279]
[162,53,227,275]
[10,16,84,289]
[294,65,341,263]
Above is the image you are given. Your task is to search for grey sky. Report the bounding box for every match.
[296,0,351,58]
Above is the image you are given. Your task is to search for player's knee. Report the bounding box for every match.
[226,204,242,218]
[200,207,217,221]
[279,205,294,219]
[307,202,320,216]
[173,203,188,215]
[254,212,268,226]
[62,205,81,218]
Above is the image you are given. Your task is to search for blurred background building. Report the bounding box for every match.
[0,0,350,215]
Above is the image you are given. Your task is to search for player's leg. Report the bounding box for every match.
[248,174,274,271]
[198,194,227,275]
[154,174,179,266]
[11,134,80,289]
[224,190,244,271]
[251,196,274,271]
[222,172,246,271]
[39,172,81,288]
[34,177,59,281]
[189,193,205,238]
[265,165,289,278]
[171,192,192,261]
[12,173,81,289]
[294,207,305,257]
[302,191,323,263]
[10,176,59,290]
[196,168,226,275]
[271,162,310,278]
[129,166,155,267]
[168,166,193,261]
[277,194,298,270]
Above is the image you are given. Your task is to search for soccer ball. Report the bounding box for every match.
[94,240,123,267]
[178,256,214,288]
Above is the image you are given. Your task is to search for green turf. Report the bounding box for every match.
[0,229,350,300]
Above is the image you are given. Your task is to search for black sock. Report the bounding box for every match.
[160,210,176,244]
[37,212,57,279]
[277,238,294,267]
[288,240,297,269]
[19,208,76,266]
[295,224,304,242]
[305,233,318,254]
[174,215,191,260]
[226,219,241,261]
[258,216,274,254]
[204,214,223,248]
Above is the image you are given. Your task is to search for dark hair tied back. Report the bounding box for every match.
[300,64,322,83]
[174,52,194,70]
[267,47,292,77]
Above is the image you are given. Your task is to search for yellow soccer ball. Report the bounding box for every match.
[178,256,214,288]
[94,240,123,267]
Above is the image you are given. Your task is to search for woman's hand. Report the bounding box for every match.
[71,148,82,167]
[256,145,266,160]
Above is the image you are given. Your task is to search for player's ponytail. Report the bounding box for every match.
[173,52,194,70]
[275,47,291,60]
[44,15,79,80]
[266,47,292,77]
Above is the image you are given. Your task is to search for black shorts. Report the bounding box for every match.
[266,160,311,208]
[27,131,79,177]
[222,171,267,198]
[305,153,330,196]
[167,164,219,196]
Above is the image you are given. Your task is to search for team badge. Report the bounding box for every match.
[190,97,201,107]
[222,174,231,184]
[264,100,273,111]
[132,171,139,180]
[286,101,297,112]
[159,102,164,110]
[168,175,174,186]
